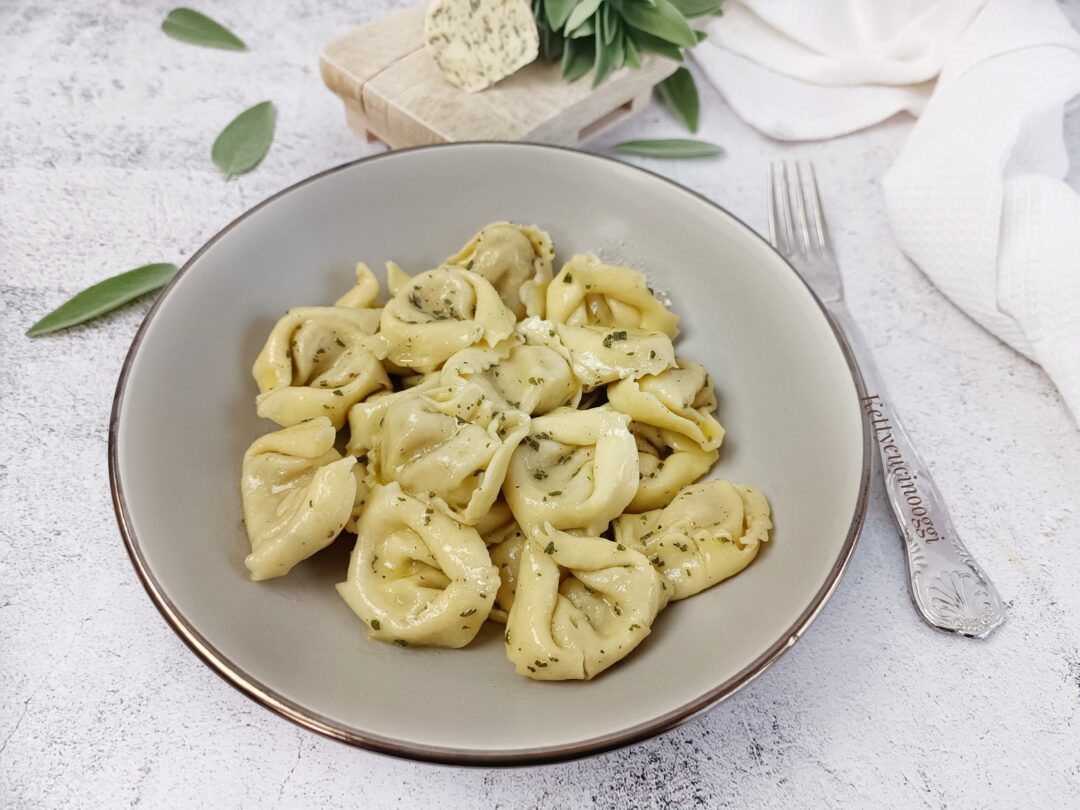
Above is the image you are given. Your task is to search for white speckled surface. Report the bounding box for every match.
[2,1,1079,806]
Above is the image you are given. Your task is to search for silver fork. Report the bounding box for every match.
[768,162,1005,639]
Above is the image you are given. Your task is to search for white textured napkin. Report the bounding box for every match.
[695,0,1080,422]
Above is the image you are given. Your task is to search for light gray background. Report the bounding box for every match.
[2,1,1079,807]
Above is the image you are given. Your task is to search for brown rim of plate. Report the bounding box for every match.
[108,141,872,768]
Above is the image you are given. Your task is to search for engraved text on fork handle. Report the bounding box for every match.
[830,305,1006,638]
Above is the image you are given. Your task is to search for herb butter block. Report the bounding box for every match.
[424,0,540,93]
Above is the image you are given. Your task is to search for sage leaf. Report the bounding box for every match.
[569,18,594,38]
[594,18,625,84]
[602,3,619,44]
[566,0,603,33]
[212,101,276,178]
[26,263,178,337]
[545,0,578,30]
[608,20,626,71]
[620,0,699,48]
[592,17,616,87]
[561,36,595,81]
[668,0,725,18]
[628,29,685,62]
[624,34,642,69]
[613,139,723,158]
[537,4,565,60]
[657,67,699,133]
[161,8,246,51]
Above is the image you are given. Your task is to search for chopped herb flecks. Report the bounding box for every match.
[602,330,628,348]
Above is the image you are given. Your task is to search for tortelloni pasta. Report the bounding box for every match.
[474,503,527,623]
[628,423,718,513]
[503,406,638,536]
[344,466,373,535]
[504,530,666,680]
[347,380,530,525]
[473,497,516,543]
[608,359,725,452]
[335,262,381,309]
[547,253,679,338]
[377,266,516,373]
[337,483,500,648]
[518,317,675,391]
[240,417,357,581]
[444,222,554,318]
[238,222,775,682]
[252,306,391,428]
[439,326,581,415]
[613,480,772,601]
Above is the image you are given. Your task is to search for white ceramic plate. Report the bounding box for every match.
[110,143,869,765]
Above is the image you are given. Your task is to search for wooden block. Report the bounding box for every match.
[320,6,426,106]
[320,5,677,150]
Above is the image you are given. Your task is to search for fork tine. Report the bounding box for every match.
[807,162,829,255]
[792,163,812,256]
[778,163,795,255]
[766,163,779,249]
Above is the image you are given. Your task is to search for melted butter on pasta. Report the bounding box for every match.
[347,381,530,525]
[337,482,499,648]
[503,405,638,535]
[546,253,679,338]
[628,423,718,513]
[377,266,516,373]
[608,359,725,451]
[504,530,666,680]
[444,222,554,318]
[613,480,771,600]
[252,306,391,429]
[517,316,674,391]
[241,417,357,581]
[439,325,581,415]
[335,262,381,309]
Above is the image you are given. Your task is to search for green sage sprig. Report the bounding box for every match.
[533,0,723,90]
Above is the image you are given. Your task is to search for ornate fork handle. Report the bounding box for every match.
[830,306,1006,638]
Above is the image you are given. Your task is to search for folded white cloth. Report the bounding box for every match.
[695,0,1080,422]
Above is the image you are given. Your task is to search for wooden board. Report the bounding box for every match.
[320,5,677,149]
